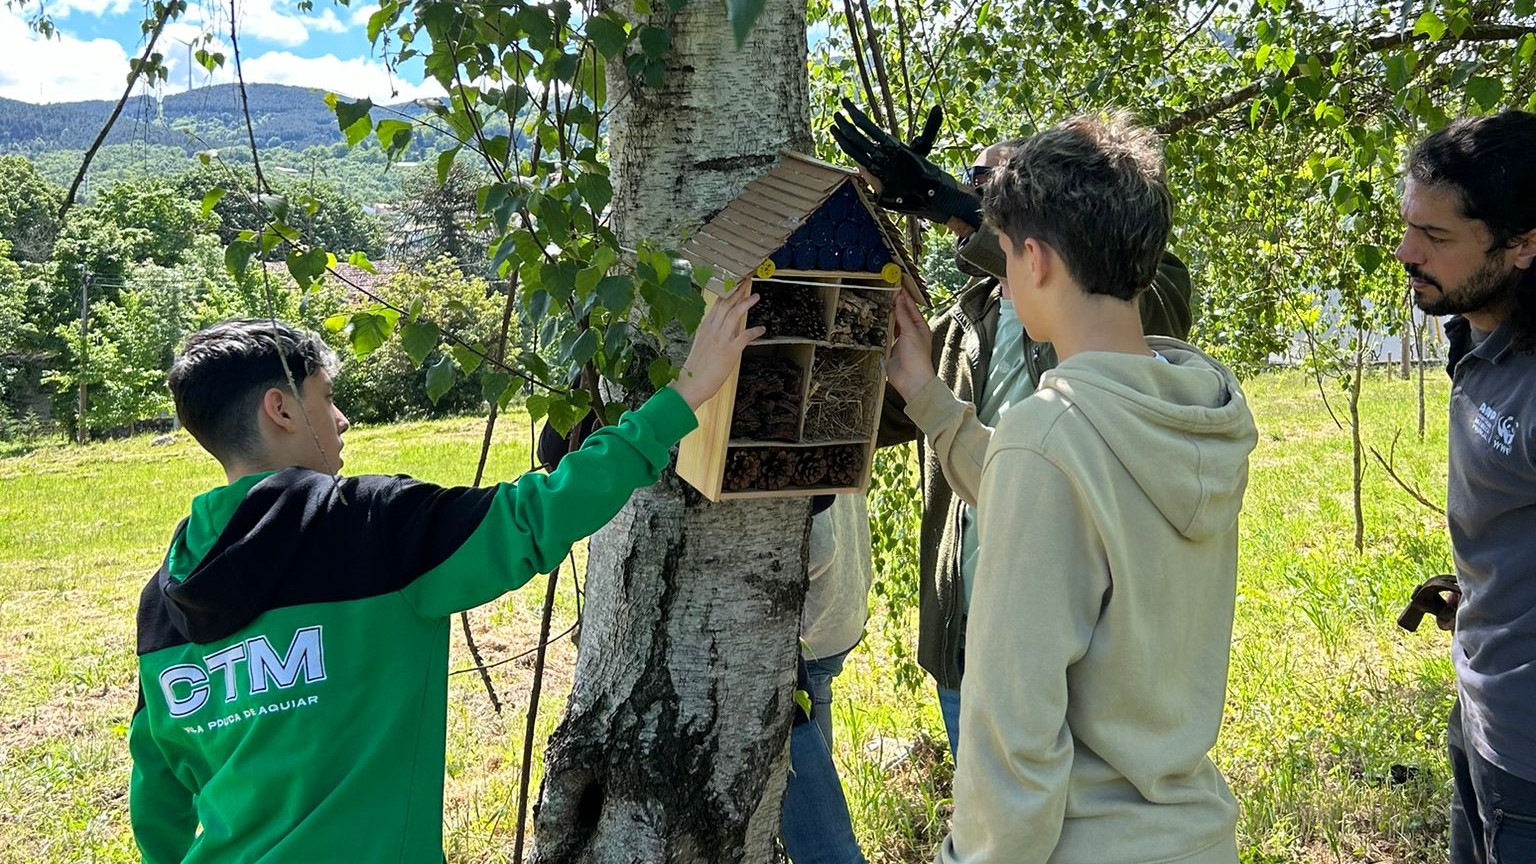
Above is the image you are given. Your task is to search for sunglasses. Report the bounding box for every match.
[963,165,993,188]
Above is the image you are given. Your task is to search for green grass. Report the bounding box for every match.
[0,371,1459,863]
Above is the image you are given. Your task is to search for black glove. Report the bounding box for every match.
[1396,574,1460,633]
[830,98,981,228]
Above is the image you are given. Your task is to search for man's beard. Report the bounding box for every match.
[1411,254,1520,317]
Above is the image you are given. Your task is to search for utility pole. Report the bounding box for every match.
[76,256,89,445]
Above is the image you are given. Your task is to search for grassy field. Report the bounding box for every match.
[0,370,1458,863]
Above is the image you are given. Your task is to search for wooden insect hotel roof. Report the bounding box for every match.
[682,150,929,305]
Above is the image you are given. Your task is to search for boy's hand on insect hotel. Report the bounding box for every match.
[672,279,766,411]
[887,290,937,401]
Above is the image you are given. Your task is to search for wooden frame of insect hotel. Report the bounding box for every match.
[677,150,930,501]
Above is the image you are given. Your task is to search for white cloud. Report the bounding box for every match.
[229,50,443,102]
[309,8,348,34]
[38,0,135,18]
[0,10,135,102]
[0,9,438,104]
[348,4,379,27]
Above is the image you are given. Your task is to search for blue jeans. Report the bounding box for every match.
[937,649,966,759]
[1450,701,1536,864]
[937,684,961,760]
[781,651,867,864]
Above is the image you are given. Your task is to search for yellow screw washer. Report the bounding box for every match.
[881,262,902,284]
[755,259,777,279]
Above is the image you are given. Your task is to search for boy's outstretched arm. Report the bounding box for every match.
[888,291,990,505]
[396,283,764,619]
[128,689,197,864]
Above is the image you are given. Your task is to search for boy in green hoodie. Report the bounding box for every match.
[128,285,762,863]
[885,114,1257,864]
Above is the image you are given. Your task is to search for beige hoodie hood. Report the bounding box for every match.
[1038,336,1256,542]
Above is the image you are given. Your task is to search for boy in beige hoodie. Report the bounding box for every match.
[886,114,1257,864]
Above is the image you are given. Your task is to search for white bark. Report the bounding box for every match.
[532,2,813,861]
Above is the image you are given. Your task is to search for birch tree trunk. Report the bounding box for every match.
[531,2,814,861]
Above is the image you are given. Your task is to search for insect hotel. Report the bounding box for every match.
[677,151,929,501]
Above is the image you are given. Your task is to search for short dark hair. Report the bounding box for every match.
[982,113,1171,301]
[168,319,338,462]
[1409,111,1536,347]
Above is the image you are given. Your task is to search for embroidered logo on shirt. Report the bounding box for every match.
[1475,402,1519,457]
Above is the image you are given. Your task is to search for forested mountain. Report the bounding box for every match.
[0,83,429,154]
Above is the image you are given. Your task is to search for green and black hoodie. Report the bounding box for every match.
[129,388,696,863]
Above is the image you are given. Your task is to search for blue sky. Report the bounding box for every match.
[0,0,442,103]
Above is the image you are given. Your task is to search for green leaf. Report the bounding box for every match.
[595,274,634,310]
[525,393,552,423]
[194,48,224,71]
[1353,244,1384,274]
[724,0,766,48]
[648,356,677,389]
[527,289,552,323]
[1466,77,1504,111]
[1520,0,1536,16]
[540,261,579,303]
[793,689,811,716]
[574,172,613,213]
[586,15,629,58]
[436,146,460,185]
[285,247,329,290]
[638,25,671,59]
[576,265,605,298]
[548,389,592,436]
[332,96,374,147]
[549,51,581,83]
[367,3,394,42]
[1312,101,1344,126]
[1383,54,1412,91]
[424,355,457,405]
[323,314,348,333]
[1412,10,1445,41]
[451,343,486,375]
[569,329,598,366]
[1450,61,1484,89]
[399,321,440,366]
[481,371,513,408]
[348,251,377,274]
[375,118,413,158]
[602,322,629,361]
[224,240,256,280]
[200,187,226,217]
[348,311,395,358]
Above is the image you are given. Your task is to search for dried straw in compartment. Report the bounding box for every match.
[803,349,879,441]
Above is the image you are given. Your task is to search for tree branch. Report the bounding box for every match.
[841,0,883,127]
[1157,24,1536,137]
[59,0,180,217]
[1370,430,1445,516]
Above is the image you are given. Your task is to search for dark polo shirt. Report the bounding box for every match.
[1446,315,1536,781]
